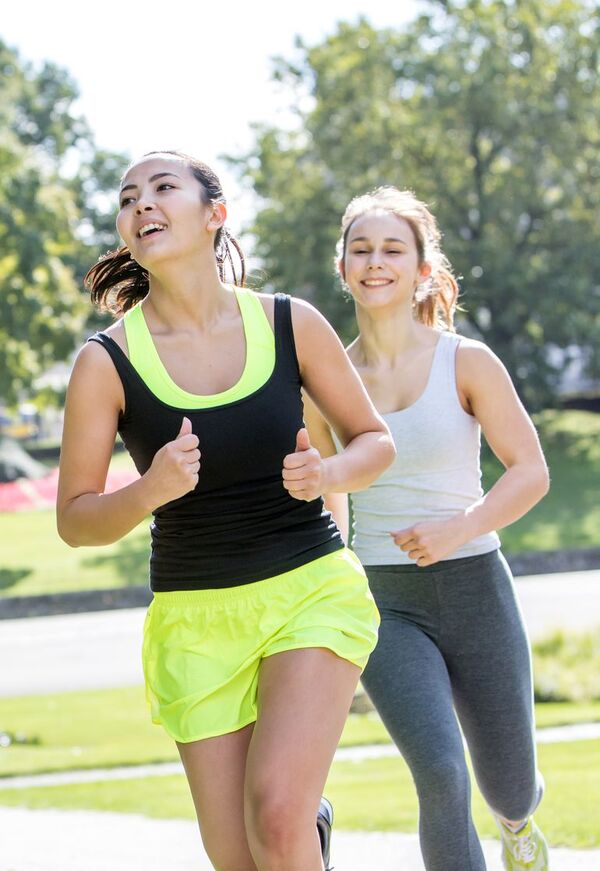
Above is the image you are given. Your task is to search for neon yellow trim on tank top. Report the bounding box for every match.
[123,288,275,409]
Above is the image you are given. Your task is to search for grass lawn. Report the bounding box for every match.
[0,451,151,597]
[2,685,600,779]
[482,409,600,553]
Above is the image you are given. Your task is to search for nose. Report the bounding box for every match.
[134,197,156,216]
[367,253,384,269]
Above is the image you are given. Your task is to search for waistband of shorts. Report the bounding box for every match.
[150,547,352,606]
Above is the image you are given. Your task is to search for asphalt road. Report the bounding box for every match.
[0,569,599,698]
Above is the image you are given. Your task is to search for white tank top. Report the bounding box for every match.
[350,331,500,565]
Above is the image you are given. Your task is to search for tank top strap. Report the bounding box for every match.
[428,331,461,401]
[273,293,301,381]
[87,332,135,414]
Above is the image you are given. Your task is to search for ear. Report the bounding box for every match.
[206,201,227,233]
[418,261,432,283]
[337,257,346,282]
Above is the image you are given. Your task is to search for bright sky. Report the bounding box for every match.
[4,0,421,236]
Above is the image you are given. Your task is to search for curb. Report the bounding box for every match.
[1,547,599,621]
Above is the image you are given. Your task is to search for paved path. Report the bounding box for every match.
[1,569,598,698]
[1,806,599,871]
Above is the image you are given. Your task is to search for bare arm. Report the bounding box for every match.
[392,341,549,565]
[281,299,395,502]
[455,341,549,535]
[302,391,350,541]
[57,342,200,547]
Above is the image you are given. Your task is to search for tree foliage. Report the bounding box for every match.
[228,0,600,406]
[0,40,128,403]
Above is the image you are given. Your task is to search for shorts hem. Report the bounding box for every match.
[262,641,369,672]
[153,713,259,745]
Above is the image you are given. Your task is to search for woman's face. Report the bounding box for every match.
[116,155,224,269]
[341,211,429,311]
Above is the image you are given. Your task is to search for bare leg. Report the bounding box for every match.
[245,647,360,871]
[177,723,257,871]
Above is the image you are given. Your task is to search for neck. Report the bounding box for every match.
[353,302,424,367]
[144,251,233,330]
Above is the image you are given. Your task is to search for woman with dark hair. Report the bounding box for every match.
[305,187,550,871]
[57,152,395,871]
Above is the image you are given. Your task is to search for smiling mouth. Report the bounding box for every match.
[362,279,392,286]
[137,223,167,239]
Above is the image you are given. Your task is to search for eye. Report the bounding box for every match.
[157,183,175,192]
[351,248,369,255]
[119,196,135,208]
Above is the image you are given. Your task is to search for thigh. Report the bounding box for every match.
[362,611,467,772]
[178,724,257,871]
[246,647,361,816]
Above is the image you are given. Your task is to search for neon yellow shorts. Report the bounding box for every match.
[142,548,380,743]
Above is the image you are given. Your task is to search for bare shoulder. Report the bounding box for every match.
[455,335,518,416]
[69,336,124,412]
[289,296,334,336]
[455,336,508,380]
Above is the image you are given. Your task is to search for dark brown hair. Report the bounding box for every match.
[337,186,459,331]
[85,151,246,315]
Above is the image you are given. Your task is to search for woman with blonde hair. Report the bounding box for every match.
[305,186,550,870]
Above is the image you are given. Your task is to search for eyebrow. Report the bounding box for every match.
[120,172,181,194]
[348,236,408,244]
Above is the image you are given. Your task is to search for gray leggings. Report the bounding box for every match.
[361,550,543,871]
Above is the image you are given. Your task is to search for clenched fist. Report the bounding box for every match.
[390,515,467,567]
[282,427,326,502]
[144,417,201,507]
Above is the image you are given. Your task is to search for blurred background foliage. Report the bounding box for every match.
[0,38,127,405]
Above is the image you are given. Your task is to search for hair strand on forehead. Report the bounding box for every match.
[336,186,460,331]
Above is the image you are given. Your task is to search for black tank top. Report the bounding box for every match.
[90,294,343,591]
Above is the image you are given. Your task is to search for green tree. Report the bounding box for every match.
[228,0,600,406]
[0,40,127,403]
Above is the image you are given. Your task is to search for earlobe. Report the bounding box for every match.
[338,258,346,281]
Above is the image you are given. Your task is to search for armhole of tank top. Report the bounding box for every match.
[87,333,131,420]
[274,294,301,380]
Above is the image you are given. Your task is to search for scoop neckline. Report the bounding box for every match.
[132,286,257,404]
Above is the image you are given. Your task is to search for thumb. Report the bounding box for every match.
[295,427,311,452]
[177,416,192,438]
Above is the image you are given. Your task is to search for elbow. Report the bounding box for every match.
[56,516,81,548]
[528,462,550,504]
[538,463,551,499]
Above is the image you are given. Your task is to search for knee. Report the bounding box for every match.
[246,785,308,858]
[485,771,543,823]
[414,753,470,803]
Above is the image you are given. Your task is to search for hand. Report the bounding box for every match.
[282,427,326,501]
[390,515,467,567]
[145,417,201,507]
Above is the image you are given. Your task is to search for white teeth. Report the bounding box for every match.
[138,223,166,238]
[363,279,391,286]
